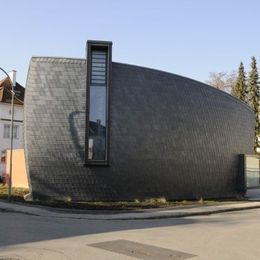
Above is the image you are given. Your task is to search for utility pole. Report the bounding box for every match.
[8,70,16,201]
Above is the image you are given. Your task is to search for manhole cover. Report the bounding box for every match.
[89,239,196,260]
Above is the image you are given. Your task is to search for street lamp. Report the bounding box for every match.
[0,67,16,201]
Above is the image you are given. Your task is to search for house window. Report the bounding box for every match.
[13,125,19,139]
[86,41,112,165]
[3,125,19,139]
[3,125,10,138]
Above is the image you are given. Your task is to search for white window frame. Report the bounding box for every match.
[3,124,19,139]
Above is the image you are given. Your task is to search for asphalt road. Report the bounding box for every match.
[0,208,260,259]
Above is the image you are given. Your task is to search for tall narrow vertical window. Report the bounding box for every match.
[86,41,112,165]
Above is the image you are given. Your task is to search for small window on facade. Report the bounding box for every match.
[3,125,19,139]
[3,125,10,139]
[13,125,19,139]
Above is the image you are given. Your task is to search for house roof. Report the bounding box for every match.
[0,77,25,105]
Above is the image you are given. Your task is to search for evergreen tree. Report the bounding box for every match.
[248,56,260,153]
[248,56,259,110]
[231,62,247,101]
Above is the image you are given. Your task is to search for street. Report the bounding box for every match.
[0,208,260,259]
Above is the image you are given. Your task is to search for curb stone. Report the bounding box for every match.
[1,201,260,220]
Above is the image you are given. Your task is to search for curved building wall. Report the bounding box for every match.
[24,57,255,201]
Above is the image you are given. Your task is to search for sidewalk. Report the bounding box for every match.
[1,199,260,220]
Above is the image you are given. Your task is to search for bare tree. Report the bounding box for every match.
[206,72,226,90]
[206,71,237,93]
[225,71,237,93]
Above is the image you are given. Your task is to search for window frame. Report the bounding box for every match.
[13,125,19,139]
[3,124,19,139]
[3,124,10,139]
[85,41,112,166]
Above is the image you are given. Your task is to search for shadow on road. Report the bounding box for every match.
[0,208,251,248]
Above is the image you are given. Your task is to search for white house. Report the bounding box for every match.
[0,77,25,178]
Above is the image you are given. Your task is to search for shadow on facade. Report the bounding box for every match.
[68,110,85,162]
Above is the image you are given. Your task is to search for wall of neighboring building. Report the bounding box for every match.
[245,155,260,188]
[6,149,28,189]
[25,57,255,201]
[0,102,24,176]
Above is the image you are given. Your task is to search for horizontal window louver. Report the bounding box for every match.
[91,51,107,84]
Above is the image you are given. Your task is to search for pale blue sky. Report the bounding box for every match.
[1,0,260,86]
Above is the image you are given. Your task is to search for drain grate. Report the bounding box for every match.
[89,239,196,260]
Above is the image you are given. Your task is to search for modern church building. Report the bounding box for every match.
[24,40,254,201]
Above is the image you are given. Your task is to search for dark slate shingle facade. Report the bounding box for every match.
[24,56,254,201]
